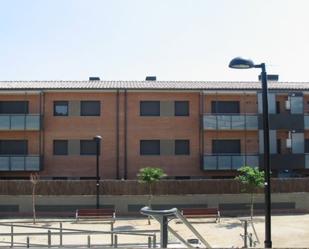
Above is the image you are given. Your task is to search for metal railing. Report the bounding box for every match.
[0,155,41,171]
[203,114,258,130]
[203,154,259,170]
[0,222,158,248]
[0,114,40,130]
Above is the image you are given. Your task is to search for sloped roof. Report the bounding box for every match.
[0,80,309,90]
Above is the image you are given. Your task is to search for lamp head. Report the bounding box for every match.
[229,57,255,69]
[93,135,102,141]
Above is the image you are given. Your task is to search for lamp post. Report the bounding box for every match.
[93,135,102,209]
[229,57,272,248]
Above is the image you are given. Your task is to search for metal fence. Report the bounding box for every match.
[0,222,158,248]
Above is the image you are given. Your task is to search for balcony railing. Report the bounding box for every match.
[304,115,309,129]
[0,155,41,171]
[0,114,41,130]
[203,154,259,170]
[203,114,258,130]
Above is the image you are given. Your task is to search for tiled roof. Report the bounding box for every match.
[0,80,309,90]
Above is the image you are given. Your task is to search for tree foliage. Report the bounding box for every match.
[137,167,166,184]
[235,166,264,220]
[235,166,264,192]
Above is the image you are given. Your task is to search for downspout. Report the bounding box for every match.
[116,90,120,179]
[124,89,128,179]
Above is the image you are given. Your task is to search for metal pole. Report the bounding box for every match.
[244,220,248,248]
[96,138,100,209]
[60,222,63,247]
[26,236,30,248]
[160,216,168,248]
[48,230,51,248]
[87,235,91,248]
[10,224,13,248]
[261,63,272,248]
[148,236,152,248]
[111,222,114,246]
[114,235,118,248]
[153,234,156,248]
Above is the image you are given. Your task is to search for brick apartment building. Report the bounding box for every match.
[0,78,309,179]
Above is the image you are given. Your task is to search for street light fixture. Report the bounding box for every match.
[93,135,102,209]
[229,57,272,248]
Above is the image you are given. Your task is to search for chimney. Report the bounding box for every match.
[258,74,279,81]
[145,76,157,81]
[89,77,100,81]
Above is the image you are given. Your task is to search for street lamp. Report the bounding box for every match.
[93,135,102,209]
[229,57,272,248]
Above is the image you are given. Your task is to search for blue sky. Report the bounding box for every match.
[1,0,309,81]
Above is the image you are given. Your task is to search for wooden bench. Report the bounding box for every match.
[181,208,221,223]
[75,208,116,222]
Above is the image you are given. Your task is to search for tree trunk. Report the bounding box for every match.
[147,183,152,225]
[32,184,36,224]
[250,192,254,221]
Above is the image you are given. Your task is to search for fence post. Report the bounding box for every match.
[10,224,13,248]
[87,235,91,248]
[48,230,51,248]
[114,235,118,248]
[60,222,63,247]
[111,222,114,246]
[148,236,152,248]
[26,236,30,248]
[153,234,156,248]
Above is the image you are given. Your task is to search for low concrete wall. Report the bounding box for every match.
[1,193,308,216]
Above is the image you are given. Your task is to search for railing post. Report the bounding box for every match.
[114,235,118,248]
[26,236,30,248]
[148,236,152,248]
[10,224,13,248]
[48,230,51,248]
[59,222,63,247]
[153,234,156,248]
[87,235,91,248]
[111,222,114,246]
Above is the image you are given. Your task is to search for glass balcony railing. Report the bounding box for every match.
[0,155,41,171]
[203,154,259,170]
[203,114,258,130]
[304,115,309,129]
[305,154,309,169]
[0,114,41,130]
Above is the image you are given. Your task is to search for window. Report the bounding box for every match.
[0,101,29,114]
[140,101,160,116]
[175,101,189,116]
[212,140,241,154]
[175,140,190,155]
[276,101,281,114]
[80,101,100,116]
[80,140,97,155]
[0,140,28,155]
[277,139,281,154]
[140,140,160,155]
[54,101,68,116]
[53,140,68,155]
[211,101,240,114]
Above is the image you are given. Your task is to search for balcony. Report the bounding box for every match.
[258,114,304,130]
[304,115,309,129]
[0,114,41,131]
[0,155,41,171]
[203,154,259,170]
[203,114,258,130]
[259,154,305,170]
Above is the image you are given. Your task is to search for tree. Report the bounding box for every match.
[30,173,40,224]
[137,167,166,224]
[235,166,264,220]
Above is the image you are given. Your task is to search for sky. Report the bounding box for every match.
[1,0,309,82]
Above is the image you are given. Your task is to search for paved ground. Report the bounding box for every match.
[0,214,308,248]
